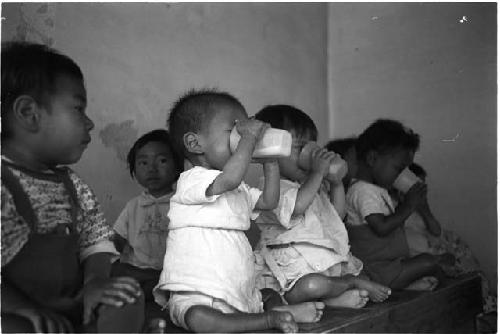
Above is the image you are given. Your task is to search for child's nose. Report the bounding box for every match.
[85,115,95,131]
[149,163,158,172]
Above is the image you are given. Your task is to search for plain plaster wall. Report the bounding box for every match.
[328,3,497,288]
[2,2,327,224]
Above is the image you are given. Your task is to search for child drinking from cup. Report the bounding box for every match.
[346,119,452,291]
[402,163,496,313]
[112,129,181,303]
[153,90,324,333]
[254,105,391,309]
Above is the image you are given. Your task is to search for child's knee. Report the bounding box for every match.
[96,292,145,333]
[292,274,329,299]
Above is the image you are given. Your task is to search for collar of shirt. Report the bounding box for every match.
[139,191,173,207]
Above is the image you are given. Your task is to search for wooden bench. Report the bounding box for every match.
[146,272,483,333]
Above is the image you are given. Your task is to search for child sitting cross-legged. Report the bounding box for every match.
[254,105,391,309]
[153,90,325,333]
[401,163,496,313]
[112,129,181,303]
[346,119,454,291]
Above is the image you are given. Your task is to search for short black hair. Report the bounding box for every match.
[356,119,420,161]
[1,41,84,139]
[254,105,318,141]
[167,88,245,159]
[325,137,357,158]
[127,129,181,179]
[408,162,427,179]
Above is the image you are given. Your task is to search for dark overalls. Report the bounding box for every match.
[1,161,144,332]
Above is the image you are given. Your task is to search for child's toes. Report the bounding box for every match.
[314,309,324,322]
[314,301,326,310]
[359,289,369,298]
[358,297,369,308]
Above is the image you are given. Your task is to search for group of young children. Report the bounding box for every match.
[1,41,495,333]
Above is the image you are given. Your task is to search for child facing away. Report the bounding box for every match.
[1,41,144,333]
[401,163,496,313]
[254,105,391,309]
[153,90,325,333]
[112,129,181,303]
[325,137,358,190]
[345,119,454,291]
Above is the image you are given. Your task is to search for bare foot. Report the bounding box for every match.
[323,289,369,308]
[405,276,439,291]
[273,301,325,323]
[269,311,298,333]
[353,277,391,302]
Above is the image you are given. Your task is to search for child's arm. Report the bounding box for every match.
[366,183,427,236]
[294,147,335,215]
[329,181,346,219]
[254,160,280,210]
[206,119,267,196]
[417,197,442,236]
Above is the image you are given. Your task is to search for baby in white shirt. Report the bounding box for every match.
[153,90,324,333]
[254,105,392,308]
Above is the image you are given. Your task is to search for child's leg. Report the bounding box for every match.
[323,289,369,309]
[261,288,324,323]
[185,305,297,333]
[111,262,161,302]
[284,273,390,305]
[390,253,441,290]
[94,291,145,333]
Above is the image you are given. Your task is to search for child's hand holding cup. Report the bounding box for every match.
[298,142,348,182]
[229,122,292,158]
[393,168,421,193]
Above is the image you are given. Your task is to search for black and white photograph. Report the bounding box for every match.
[0,2,497,333]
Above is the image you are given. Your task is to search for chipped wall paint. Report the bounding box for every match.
[327,3,497,288]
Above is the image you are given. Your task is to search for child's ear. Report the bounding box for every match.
[12,95,42,132]
[366,150,377,167]
[183,132,203,154]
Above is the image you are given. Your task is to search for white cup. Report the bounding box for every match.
[298,142,348,182]
[229,126,292,158]
[393,168,421,193]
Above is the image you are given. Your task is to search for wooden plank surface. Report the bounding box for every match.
[147,272,483,333]
[300,272,483,333]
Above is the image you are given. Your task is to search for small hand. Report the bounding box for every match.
[82,276,142,324]
[310,147,336,178]
[327,154,345,185]
[236,118,269,141]
[13,307,74,333]
[403,182,427,212]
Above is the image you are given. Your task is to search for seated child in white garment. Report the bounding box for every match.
[112,129,180,302]
[254,105,391,308]
[153,90,324,333]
